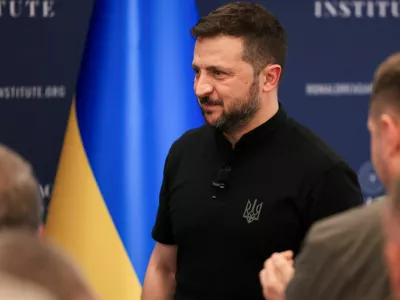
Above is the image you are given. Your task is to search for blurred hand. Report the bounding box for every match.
[259,250,294,300]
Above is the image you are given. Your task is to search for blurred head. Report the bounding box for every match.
[368,53,400,189]
[0,144,43,235]
[190,2,287,134]
[0,229,97,300]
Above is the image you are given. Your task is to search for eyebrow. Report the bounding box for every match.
[192,64,233,74]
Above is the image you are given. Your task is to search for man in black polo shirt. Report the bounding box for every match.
[141,2,363,300]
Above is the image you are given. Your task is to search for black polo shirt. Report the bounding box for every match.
[152,105,363,300]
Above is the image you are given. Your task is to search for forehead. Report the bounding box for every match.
[192,36,245,67]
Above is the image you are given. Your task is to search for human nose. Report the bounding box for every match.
[194,74,213,98]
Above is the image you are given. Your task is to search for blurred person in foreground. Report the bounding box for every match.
[259,52,400,300]
[0,144,97,299]
[0,272,56,300]
[142,2,362,300]
[0,143,44,235]
[0,229,97,300]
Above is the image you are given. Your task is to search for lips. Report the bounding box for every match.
[201,103,219,110]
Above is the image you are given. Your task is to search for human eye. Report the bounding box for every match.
[212,69,226,78]
[193,67,200,78]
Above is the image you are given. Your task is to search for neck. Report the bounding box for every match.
[223,98,279,147]
[387,161,400,191]
[381,155,400,194]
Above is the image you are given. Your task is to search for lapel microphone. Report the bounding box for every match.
[212,165,231,189]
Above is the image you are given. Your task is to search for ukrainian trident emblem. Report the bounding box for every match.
[243,199,263,224]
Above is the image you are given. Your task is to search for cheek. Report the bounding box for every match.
[370,136,379,163]
[371,135,386,165]
[216,79,248,99]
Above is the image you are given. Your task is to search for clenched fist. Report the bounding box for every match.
[259,250,295,300]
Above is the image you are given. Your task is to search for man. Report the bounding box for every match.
[378,54,400,300]
[0,143,44,235]
[0,144,97,299]
[142,3,362,299]
[0,229,97,300]
[260,53,400,300]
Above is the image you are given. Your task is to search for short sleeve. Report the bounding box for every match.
[151,150,176,245]
[306,162,363,227]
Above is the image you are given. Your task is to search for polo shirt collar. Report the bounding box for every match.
[214,103,288,151]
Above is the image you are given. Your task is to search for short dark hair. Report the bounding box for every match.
[190,2,287,76]
[0,144,42,231]
[370,52,400,116]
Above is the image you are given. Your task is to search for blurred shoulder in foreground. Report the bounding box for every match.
[286,197,392,300]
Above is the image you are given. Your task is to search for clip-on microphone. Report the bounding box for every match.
[211,165,231,189]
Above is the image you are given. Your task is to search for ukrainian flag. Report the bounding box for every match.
[45,0,203,298]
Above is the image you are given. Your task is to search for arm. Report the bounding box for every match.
[306,162,363,228]
[142,146,178,299]
[141,242,177,300]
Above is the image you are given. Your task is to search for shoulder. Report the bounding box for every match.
[306,199,383,249]
[169,124,211,154]
[287,199,390,300]
[285,117,345,167]
[166,124,210,158]
[283,117,357,186]
[163,124,211,173]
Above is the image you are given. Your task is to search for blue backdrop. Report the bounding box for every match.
[0,0,399,292]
